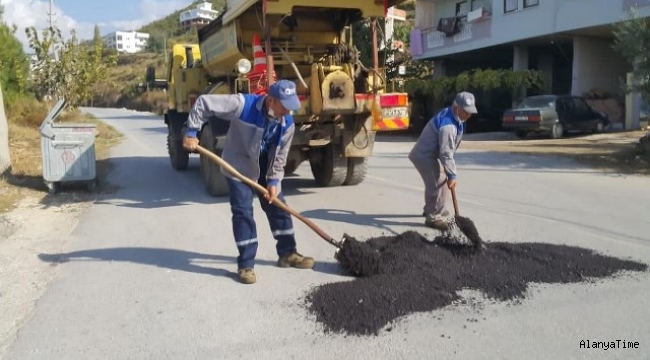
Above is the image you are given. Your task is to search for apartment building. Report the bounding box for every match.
[102,31,150,54]
[180,1,219,31]
[410,0,650,127]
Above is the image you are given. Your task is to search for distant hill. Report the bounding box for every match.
[92,1,226,112]
[137,0,226,52]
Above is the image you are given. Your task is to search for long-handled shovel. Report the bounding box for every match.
[450,187,486,250]
[195,145,344,249]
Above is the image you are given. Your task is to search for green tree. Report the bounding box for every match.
[613,7,650,101]
[0,86,9,175]
[93,24,102,47]
[0,5,29,94]
[0,4,30,175]
[26,25,116,107]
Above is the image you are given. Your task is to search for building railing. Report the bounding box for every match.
[411,13,492,57]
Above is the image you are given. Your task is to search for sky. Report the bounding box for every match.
[1,0,193,52]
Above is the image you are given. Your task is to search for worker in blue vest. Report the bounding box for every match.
[183,80,313,284]
[409,91,477,231]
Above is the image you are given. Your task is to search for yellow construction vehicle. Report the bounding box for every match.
[164,0,410,196]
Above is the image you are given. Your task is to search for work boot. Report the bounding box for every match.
[425,219,449,231]
[238,268,257,284]
[425,212,450,231]
[278,252,314,269]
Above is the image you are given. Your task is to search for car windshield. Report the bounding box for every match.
[516,96,556,109]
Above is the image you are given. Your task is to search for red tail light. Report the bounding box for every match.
[503,115,514,122]
[380,94,408,107]
[528,115,541,122]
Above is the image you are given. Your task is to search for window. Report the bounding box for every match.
[524,0,539,7]
[557,97,575,111]
[517,96,555,109]
[471,0,489,11]
[504,0,517,12]
[572,98,590,113]
[456,1,470,17]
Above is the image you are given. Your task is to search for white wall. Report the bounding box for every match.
[102,31,149,54]
[414,0,650,59]
[571,36,630,97]
[415,1,436,30]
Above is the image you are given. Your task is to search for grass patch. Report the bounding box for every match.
[1,98,123,214]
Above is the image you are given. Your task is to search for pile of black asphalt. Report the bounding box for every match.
[307,231,647,336]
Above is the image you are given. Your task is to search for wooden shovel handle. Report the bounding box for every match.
[451,187,460,217]
[195,145,340,248]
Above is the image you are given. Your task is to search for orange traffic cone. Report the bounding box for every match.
[248,34,276,94]
[252,34,267,74]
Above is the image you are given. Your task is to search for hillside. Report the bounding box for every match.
[138,0,226,53]
[92,0,226,113]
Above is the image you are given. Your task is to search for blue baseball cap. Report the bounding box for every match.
[268,80,301,111]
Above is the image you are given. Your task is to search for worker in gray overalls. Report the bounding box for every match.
[408,92,477,230]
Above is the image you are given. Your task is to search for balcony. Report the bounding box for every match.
[411,1,492,58]
[411,0,492,58]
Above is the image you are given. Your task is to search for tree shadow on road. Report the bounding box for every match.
[38,247,343,281]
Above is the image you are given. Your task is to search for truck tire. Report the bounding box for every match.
[199,124,229,196]
[167,130,189,170]
[309,143,347,187]
[344,157,368,186]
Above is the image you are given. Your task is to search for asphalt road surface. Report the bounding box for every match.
[5,108,650,359]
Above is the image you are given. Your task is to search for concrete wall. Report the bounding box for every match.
[571,36,630,97]
[414,0,650,60]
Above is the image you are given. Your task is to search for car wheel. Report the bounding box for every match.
[593,120,605,133]
[551,122,564,139]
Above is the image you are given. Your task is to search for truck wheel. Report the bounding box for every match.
[199,124,229,196]
[309,144,347,187]
[167,131,189,170]
[344,157,368,186]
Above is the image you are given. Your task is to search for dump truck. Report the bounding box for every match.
[164,0,410,196]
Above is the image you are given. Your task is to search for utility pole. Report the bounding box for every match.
[48,0,54,28]
[47,0,59,61]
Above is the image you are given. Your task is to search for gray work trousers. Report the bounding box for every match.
[409,155,450,220]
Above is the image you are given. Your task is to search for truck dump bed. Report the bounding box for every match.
[197,0,408,79]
